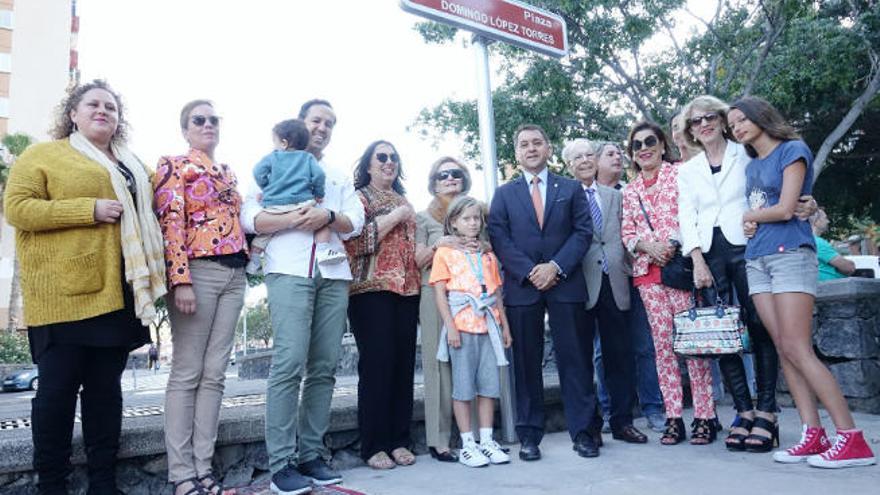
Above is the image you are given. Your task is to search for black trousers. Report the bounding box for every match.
[586,274,636,430]
[31,344,129,495]
[348,291,419,460]
[700,228,779,413]
[507,300,596,444]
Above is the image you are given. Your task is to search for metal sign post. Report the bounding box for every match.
[473,35,499,202]
[401,0,569,445]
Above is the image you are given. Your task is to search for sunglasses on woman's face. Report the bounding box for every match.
[435,169,464,181]
[191,115,220,127]
[688,112,719,128]
[375,152,399,164]
[631,135,658,152]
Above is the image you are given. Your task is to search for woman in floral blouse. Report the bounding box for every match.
[620,121,717,447]
[153,99,247,495]
[345,140,421,470]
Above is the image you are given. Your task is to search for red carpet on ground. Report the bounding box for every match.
[232,481,367,495]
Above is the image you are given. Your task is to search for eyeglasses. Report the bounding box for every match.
[375,152,399,164]
[688,112,719,128]
[435,169,464,181]
[631,135,658,152]
[191,115,220,127]
[569,152,594,164]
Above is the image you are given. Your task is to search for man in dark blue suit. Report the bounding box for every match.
[488,124,598,460]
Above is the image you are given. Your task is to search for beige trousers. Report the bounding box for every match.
[419,285,454,449]
[165,259,246,482]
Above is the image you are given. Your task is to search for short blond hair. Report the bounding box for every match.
[682,95,732,148]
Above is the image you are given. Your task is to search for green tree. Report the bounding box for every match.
[0,133,35,187]
[412,0,880,228]
[235,300,273,349]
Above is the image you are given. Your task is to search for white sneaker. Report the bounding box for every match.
[479,439,511,464]
[316,248,347,266]
[459,443,489,468]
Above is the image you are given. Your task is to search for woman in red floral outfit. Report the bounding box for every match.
[345,140,421,470]
[620,121,717,446]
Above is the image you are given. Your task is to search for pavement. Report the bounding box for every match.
[2,365,879,494]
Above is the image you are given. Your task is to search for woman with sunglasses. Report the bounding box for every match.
[677,95,818,453]
[345,141,421,470]
[620,121,718,446]
[414,157,473,463]
[730,96,875,468]
[154,100,248,495]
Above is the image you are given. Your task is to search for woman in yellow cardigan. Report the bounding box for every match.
[3,80,166,495]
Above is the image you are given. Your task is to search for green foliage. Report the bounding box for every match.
[411,0,880,231]
[235,300,273,348]
[0,133,35,187]
[0,331,30,364]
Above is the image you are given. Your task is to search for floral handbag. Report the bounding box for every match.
[672,289,750,357]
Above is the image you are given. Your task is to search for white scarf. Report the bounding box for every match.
[69,132,167,325]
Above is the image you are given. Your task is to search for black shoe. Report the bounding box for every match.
[690,418,718,445]
[661,417,686,445]
[573,432,600,458]
[725,415,754,451]
[612,424,648,444]
[270,463,312,495]
[298,458,341,486]
[518,439,542,461]
[744,416,779,453]
[428,447,458,463]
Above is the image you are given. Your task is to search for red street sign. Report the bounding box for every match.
[401,0,568,58]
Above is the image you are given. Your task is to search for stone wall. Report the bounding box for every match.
[777,278,880,413]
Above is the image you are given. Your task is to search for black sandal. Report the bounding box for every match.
[173,477,208,495]
[660,417,686,445]
[690,418,717,445]
[744,416,779,453]
[197,473,223,495]
[725,415,754,451]
[428,446,458,462]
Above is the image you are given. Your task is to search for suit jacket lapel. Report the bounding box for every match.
[598,186,613,239]
[715,140,737,187]
[543,173,560,226]
[515,175,542,230]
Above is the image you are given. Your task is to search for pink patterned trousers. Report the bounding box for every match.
[638,283,715,419]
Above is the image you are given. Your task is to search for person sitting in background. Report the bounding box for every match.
[810,208,855,281]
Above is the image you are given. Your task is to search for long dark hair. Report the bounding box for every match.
[626,120,672,171]
[728,96,800,158]
[353,140,406,195]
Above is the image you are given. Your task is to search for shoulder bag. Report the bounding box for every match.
[672,287,750,358]
[636,194,693,291]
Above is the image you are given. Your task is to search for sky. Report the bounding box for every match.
[76,1,716,210]
[76,0,489,209]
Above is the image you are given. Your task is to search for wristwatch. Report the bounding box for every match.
[326,209,336,227]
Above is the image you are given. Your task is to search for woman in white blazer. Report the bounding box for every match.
[677,95,781,453]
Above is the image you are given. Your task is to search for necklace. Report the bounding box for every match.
[463,247,487,296]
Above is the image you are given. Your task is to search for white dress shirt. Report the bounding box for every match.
[240,160,365,279]
[520,167,549,205]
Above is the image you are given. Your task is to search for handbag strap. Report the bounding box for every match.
[636,194,655,232]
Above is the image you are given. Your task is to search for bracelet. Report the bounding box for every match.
[326,209,336,227]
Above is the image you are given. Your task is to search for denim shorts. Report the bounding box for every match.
[746,247,818,296]
[449,332,500,401]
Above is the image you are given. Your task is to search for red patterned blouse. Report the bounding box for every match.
[621,162,683,281]
[153,149,247,288]
[345,186,420,297]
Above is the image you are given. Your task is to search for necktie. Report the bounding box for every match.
[531,176,544,228]
[586,188,608,273]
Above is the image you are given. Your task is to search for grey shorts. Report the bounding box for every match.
[449,332,500,401]
[746,247,818,296]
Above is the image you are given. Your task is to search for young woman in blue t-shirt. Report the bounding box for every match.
[728,96,875,469]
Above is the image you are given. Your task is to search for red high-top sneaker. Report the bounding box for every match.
[773,424,831,463]
[807,430,877,468]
